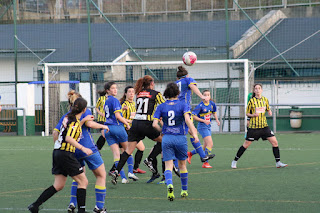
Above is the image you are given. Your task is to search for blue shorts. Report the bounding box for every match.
[104,125,128,146]
[198,127,211,138]
[162,134,188,161]
[78,151,104,170]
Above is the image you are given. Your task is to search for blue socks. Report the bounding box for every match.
[127,155,134,174]
[70,180,78,206]
[164,170,173,186]
[95,185,106,209]
[190,137,206,158]
[180,170,188,191]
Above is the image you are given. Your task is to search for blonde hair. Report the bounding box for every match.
[67,90,82,107]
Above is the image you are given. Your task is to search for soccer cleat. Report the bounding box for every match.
[133,168,146,174]
[157,176,165,184]
[276,161,288,168]
[173,164,181,177]
[231,160,237,169]
[110,170,119,185]
[128,172,139,181]
[200,153,215,162]
[143,158,156,173]
[146,173,160,183]
[93,205,107,213]
[187,152,193,164]
[167,184,175,201]
[122,178,129,184]
[67,203,76,213]
[202,162,212,168]
[181,190,188,198]
[28,203,39,213]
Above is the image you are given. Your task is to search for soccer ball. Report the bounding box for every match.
[182,51,197,66]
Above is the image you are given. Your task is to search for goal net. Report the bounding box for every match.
[43,59,254,136]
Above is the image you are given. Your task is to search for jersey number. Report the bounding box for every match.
[168,110,175,126]
[177,82,181,91]
[136,98,149,114]
[104,105,110,118]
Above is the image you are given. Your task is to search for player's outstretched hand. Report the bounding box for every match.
[82,147,93,155]
[103,125,109,133]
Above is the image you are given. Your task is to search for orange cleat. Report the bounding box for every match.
[202,162,212,168]
[187,152,193,164]
[133,168,146,174]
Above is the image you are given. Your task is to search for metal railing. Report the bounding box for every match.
[0,107,26,136]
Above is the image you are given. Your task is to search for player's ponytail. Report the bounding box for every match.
[104,81,116,95]
[163,83,180,99]
[177,66,188,79]
[135,75,154,94]
[67,97,87,122]
[67,90,82,108]
[120,86,133,104]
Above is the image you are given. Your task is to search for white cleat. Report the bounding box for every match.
[231,160,237,169]
[128,172,139,181]
[276,161,288,168]
[121,178,129,184]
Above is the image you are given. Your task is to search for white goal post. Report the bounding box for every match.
[43,59,253,136]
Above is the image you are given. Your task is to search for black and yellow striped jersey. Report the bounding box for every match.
[246,96,270,129]
[135,89,165,121]
[121,100,136,127]
[54,117,82,153]
[96,96,107,122]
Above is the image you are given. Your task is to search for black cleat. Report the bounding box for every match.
[67,203,76,213]
[173,164,180,177]
[110,170,119,185]
[143,158,156,173]
[201,154,215,162]
[28,203,39,213]
[146,173,160,183]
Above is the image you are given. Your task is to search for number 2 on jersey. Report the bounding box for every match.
[168,110,175,126]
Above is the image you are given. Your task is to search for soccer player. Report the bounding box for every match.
[189,90,220,168]
[28,98,92,213]
[53,91,109,213]
[95,91,107,150]
[231,83,288,169]
[110,75,165,185]
[175,66,214,163]
[120,86,146,174]
[102,82,139,184]
[153,82,199,201]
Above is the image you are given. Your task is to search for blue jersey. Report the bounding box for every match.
[153,99,190,135]
[54,108,98,159]
[175,77,197,107]
[192,100,217,129]
[104,95,123,126]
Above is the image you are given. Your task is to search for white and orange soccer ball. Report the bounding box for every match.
[182,51,197,66]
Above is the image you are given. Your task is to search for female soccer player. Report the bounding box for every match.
[110,75,165,185]
[189,90,220,168]
[175,66,214,163]
[102,82,139,184]
[95,90,108,150]
[231,83,287,169]
[153,82,199,201]
[120,86,146,174]
[28,98,92,213]
[53,91,109,213]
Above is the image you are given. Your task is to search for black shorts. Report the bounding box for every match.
[245,127,275,141]
[128,120,161,142]
[52,150,83,177]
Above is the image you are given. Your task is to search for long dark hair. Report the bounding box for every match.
[134,75,154,94]
[163,83,180,99]
[67,97,87,122]
[120,86,134,104]
[177,66,188,79]
[252,83,262,98]
[98,82,116,96]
